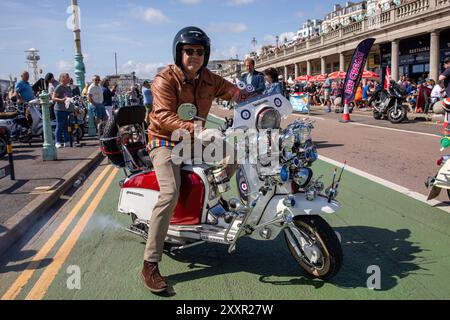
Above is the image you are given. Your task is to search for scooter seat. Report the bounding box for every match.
[0,112,19,119]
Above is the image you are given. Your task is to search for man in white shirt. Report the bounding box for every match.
[88,75,105,126]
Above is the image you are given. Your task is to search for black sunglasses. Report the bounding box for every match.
[183,48,205,57]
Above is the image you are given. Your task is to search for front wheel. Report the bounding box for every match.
[284,215,342,280]
[387,106,407,123]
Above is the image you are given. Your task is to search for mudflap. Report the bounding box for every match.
[427,185,442,201]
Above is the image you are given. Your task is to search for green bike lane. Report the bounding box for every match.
[1,154,450,300]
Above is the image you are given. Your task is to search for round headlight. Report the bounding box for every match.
[280,130,296,161]
[305,145,318,163]
[257,107,281,130]
[279,165,290,182]
[293,167,313,187]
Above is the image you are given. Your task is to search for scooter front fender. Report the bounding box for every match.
[248,193,340,241]
[259,193,340,225]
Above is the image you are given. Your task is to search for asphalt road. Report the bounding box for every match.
[1,109,450,300]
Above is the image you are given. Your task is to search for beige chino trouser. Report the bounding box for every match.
[144,140,237,263]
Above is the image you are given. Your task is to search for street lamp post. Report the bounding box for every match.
[71,0,85,91]
[276,35,279,48]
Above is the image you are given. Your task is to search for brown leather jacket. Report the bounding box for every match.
[148,64,235,143]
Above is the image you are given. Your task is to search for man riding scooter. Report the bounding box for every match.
[141,26,238,293]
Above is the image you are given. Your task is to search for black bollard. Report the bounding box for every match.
[6,133,15,180]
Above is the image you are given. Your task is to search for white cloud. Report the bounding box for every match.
[227,0,255,5]
[208,23,248,33]
[121,60,165,79]
[263,32,296,45]
[133,7,170,24]
[95,21,123,29]
[56,60,72,73]
[264,34,276,43]
[296,11,305,18]
[211,46,240,60]
[180,0,201,4]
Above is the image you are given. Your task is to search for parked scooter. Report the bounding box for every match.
[426,99,450,200]
[26,99,57,140]
[0,106,32,144]
[102,89,344,280]
[369,80,408,123]
[70,96,87,142]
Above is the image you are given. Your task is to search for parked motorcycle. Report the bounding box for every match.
[26,99,57,140]
[71,96,87,143]
[102,91,344,280]
[0,107,32,144]
[369,80,408,123]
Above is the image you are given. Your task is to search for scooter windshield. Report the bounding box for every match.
[230,81,293,129]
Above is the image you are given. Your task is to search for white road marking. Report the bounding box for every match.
[345,121,440,138]
[209,113,450,212]
[292,114,325,121]
[318,155,450,213]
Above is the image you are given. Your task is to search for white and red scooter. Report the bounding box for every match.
[102,91,344,280]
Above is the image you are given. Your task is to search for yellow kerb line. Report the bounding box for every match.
[26,168,119,300]
[1,165,113,300]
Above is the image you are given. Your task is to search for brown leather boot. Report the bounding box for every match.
[141,261,168,293]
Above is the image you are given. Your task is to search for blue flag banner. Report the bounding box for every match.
[290,93,310,113]
[342,38,375,104]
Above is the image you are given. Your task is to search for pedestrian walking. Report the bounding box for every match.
[88,75,105,127]
[102,79,116,120]
[142,80,153,122]
[52,73,73,148]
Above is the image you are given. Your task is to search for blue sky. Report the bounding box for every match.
[0,0,339,81]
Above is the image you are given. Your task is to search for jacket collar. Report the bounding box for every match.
[171,64,213,86]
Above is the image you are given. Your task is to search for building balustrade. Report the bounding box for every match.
[255,0,449,68]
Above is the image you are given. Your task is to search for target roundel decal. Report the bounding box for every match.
[237,81,246,90]
[274,98,283,108]
[240,109,251,120]
[246,84,255,93]
[240,182,248,191]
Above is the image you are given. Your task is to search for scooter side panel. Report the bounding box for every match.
[118,187,159,221]
[119,170,205,225]
[427,160,450,200]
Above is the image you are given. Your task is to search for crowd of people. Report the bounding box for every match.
[235,56,450,117]
[0,71,154,149]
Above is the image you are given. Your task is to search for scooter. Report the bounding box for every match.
[369,80,408,123]
[26,99,57,140]
[426,104,450,200]
[0,106,32,144]
[70,96,87,143]
[103,91,344,280]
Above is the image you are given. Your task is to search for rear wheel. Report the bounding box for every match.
[284,215,342,280]
[72,127,84,143]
